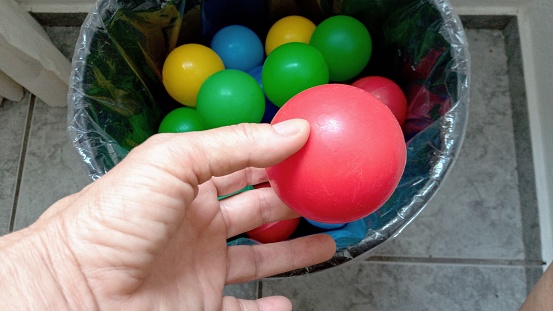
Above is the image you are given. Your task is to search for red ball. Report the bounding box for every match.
[351,76,408,126]
[246,218,300,243]
[266,84,406,223]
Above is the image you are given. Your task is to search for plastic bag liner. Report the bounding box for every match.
[68,0,470,277]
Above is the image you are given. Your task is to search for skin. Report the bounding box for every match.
[0,119,336,311]
[520,263,553,311]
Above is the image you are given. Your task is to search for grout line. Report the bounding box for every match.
[452,5,521,16]
[23,4,94,14]
[365,256,545,267]
[9,94,36,233]
[257,281,263,299]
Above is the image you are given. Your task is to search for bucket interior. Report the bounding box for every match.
[68,0,470,276]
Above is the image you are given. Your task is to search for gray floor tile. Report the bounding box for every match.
[0,94,31,235]
[224,282,258,300]
[262,261,528,311]
[373,29,526,260]
[31,13,88,27]
[43,26,81,60]
[13,98,92,230]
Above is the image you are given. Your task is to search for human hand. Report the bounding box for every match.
[0,120,336,311]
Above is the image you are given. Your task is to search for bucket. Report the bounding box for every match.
[68,0,470,276]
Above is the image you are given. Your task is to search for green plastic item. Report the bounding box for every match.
[310,15,372,82]
[262,42,329,107]
[158,107,206,133]
[196,69,265,129]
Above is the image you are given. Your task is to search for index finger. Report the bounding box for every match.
[133,119,310,188]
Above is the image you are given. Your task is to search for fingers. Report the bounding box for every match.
[226,234,336,284]
[129,119,310,188]
[220,188,299,238]
[211,167,268,197]
[222,296,292,311]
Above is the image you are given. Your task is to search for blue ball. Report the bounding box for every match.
[247,65,280,123]
[326,219,368,250]
[305,218,346,230]
[211,25,264,72]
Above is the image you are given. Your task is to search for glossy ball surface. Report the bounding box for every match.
[309,15,372,82]
[352,76,408,126]
[305,218,346,230]
[196,69,265,128]
[266,84,406,223]
[158,107,205,133]
[246,218,300,244]
[262,42,329,107]
[265,15,316,55]
[162,44,224,107]
[210,25,264,72]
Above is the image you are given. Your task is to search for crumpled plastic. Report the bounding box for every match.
[67,0,470,277]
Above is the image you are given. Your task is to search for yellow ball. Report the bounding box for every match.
[162,44,224,107]
[265,15,316,55]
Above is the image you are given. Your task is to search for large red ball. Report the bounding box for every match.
[351,76,408,126]
[266,84,406,223]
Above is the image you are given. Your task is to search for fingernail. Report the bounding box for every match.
[272,119,308,136]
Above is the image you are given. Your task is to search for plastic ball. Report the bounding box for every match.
[262,42,329,107]
[246,65,280,123]
[309,15,372,82]
[266,84,406,223]
[248,181,300,243]
[253,181,271,189]
[352,76,408,126]
[305,218,346,230]
[265,15,317,55]
[246,218,300,244]
[210,25,264,72]
[196,69,265,128]
[326,219,368,250]
[158,107,206,133]
[162,43,224,107]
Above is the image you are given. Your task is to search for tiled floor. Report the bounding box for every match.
[0,16,543,310]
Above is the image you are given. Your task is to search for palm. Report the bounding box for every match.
[42,123,336,310]
[66,161,239,310]
[130,179,230,310]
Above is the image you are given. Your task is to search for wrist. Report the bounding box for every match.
[0,226,97,310]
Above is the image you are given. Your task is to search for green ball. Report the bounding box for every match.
[158,107,206,133]
[310,15,372,82]
[197,69,265,128]
[262,42,329,107]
